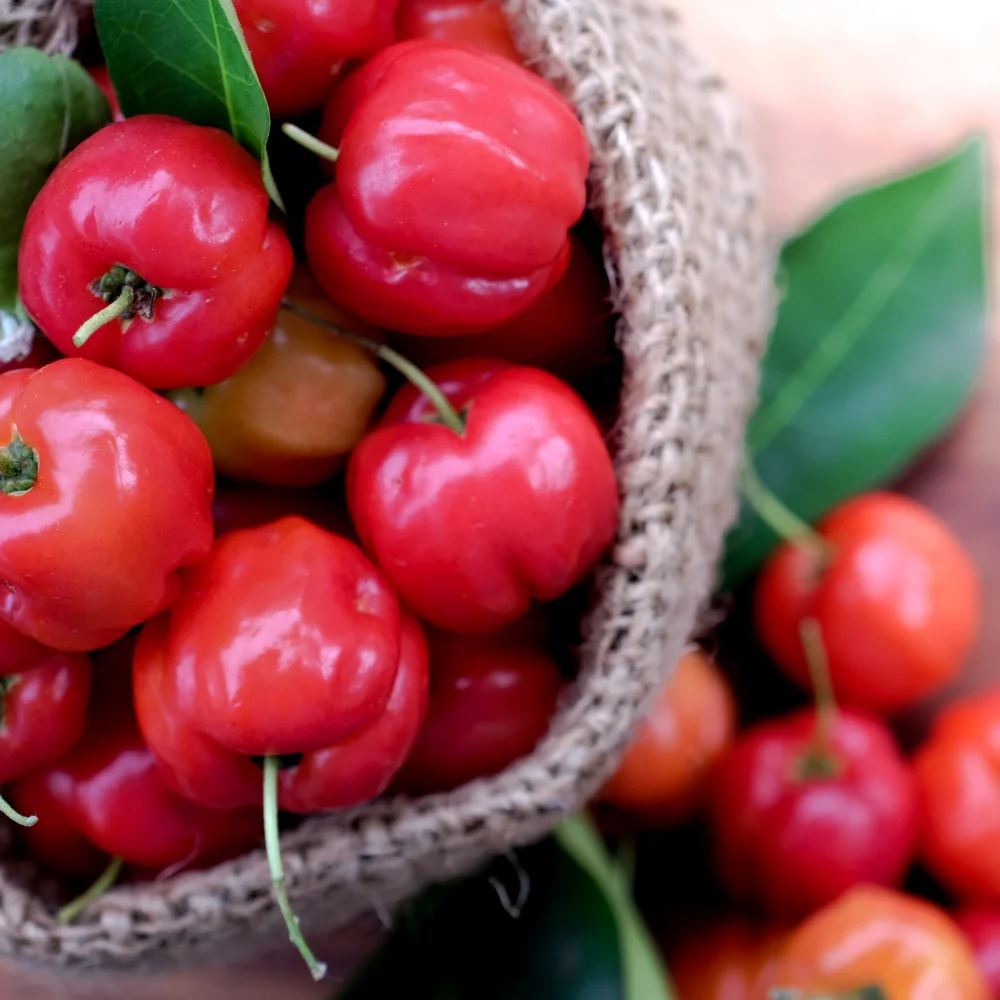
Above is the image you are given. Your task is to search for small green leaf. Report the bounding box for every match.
[723,138,988,585]
[554,815,675,1000]
[0,48,111,313]
[93,0,283,209]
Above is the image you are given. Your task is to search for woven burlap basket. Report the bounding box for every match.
[0,0,771,981]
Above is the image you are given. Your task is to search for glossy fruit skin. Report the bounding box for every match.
[234,0,397,118]
[395,0,520,61]
[709,707,919,920]
[8,667,260,877]
[665,918,787,1000]
[18,116,294,389]
[0,360,214,652]
[394,617,563,794]
[348,360,620,633]
[955,907,1000,998]
[132,517,429,812]
[600,649,737,825]
[913,688,1000,902]
[755,492,980,714]
[389,234,612,384]
[174,298,385,487]
[762,886,989,1000]
[308,40,588,336]
[0,620,91,785]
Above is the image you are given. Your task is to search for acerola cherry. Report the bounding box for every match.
[395,0,521,62]
[755,492,980,714]
[913,688,1000,903]
[956,908,1000,999]
[234,0,397,118]
[394,617,564,794]
[708,702,919,919]
[599,648,736,825]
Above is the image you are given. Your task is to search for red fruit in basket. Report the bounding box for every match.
[8,661,260,879]
[956,907,1000,998]
[764,886,989,1000]
[0,359,214,652]
[394,616,563,793]
[0,621,91,788]
[18,115,293,389]
[665,917,787,1000]
[755,492,979,714]
[234,0,396,119]
[305,40,588,336]
[599,648,736,825]
[395,0,520,61]
[913,687,1000,903]
[132,516,428,813]
[347,360,620,634]
[389,234,612,384]
[709,706,919,919]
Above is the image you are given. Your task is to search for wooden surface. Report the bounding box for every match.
[4,3,1000,995]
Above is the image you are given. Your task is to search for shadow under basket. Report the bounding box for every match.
[0,0,773,979]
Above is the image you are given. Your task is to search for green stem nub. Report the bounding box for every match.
[0,427,38,495]
[74,265,162,347]
[281,123,340,164]
[770,987,888,1000]
[58,856,124,924]
[263,754,327,981]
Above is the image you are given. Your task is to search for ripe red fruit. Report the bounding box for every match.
[708,706,919,919]
[394,617,563,794]
[955,907,1000,998]
[913,688,1000,903]
[755,492,979,714]
[599,648,736,825]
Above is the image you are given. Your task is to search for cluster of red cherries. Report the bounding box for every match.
[3,0,623,979]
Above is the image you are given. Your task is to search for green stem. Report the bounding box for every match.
[0,792,36,827]
[58,856,123,924]
[280,299,466,435]
[281,123,340,164]
[740,460,832,559]
[794,617,841,780]
[770,987,887,1000]
[263,755,327,982]
[73,286,133,348]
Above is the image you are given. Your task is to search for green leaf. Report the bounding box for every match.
[337,834,630,1000]
[93,0,283,208]
[723,138,988,585]
[554,815,675,1000]
[0,48,111,313]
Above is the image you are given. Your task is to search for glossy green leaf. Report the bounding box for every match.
[723,138,988,585]
[555,815,675,1000]
[0,48,111,313]
[93,0,283,207]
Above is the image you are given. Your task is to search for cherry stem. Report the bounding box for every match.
[281,123,340,164]
[263,754,327,982]
[280,299,466,436]
[73,286,133,348]
[0,792,36,828]
[801,617,837,748]
[740,460,833,560]
[58,856,123,924]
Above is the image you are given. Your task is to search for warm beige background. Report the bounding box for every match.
[6,2,1000,996]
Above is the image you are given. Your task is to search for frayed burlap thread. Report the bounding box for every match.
[0,0,772,973]
[0,0,82,53]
